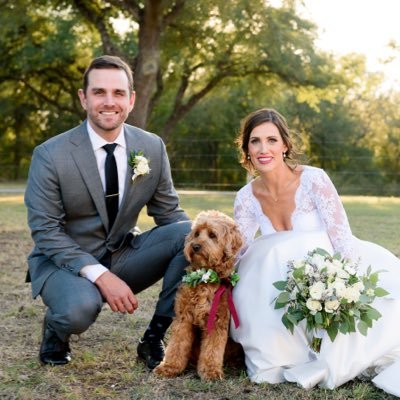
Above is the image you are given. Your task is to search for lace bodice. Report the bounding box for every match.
[234,166,354,258]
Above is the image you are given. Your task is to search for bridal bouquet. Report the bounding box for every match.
[273,248,389,352]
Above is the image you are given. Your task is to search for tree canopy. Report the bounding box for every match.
[1,0,399,194]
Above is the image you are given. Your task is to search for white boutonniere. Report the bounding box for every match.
[128,150,151,182]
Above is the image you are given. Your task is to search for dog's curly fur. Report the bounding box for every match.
[154,210,243,380]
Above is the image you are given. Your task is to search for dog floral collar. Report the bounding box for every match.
[128,150,150,182]
[182,268,240,288]
[182,267,241,333]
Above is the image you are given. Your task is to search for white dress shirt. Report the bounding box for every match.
[80,121,128,283]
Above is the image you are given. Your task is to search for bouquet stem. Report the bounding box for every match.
[310,336,322,353]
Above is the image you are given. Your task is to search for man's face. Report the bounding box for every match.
[78,68,135,140]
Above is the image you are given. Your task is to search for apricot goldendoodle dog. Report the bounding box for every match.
[154,210,243,380]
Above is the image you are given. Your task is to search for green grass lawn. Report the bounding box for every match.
[1,192,399,399]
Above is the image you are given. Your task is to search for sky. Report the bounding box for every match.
[300,0,400,89]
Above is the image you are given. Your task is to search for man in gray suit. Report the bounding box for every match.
[24,55,191,369]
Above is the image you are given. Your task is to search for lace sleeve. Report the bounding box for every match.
[234,187,259,255]
[310,169,354,259]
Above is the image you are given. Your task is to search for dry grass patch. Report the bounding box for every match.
[1,193,399,399]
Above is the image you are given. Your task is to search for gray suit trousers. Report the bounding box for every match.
[40,221,191,341]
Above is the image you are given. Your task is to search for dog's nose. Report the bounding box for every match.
[192,243,201,252]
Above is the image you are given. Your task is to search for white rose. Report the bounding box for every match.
[330,280,346,298]
[352,281,365,292]
[332,259,343,268]
[326,259,342,276]
[309,281,326,300]
[324,260,335,275]
[135,156,150,175]
[343,287,361,303]
[325,299,340,313]
[292,260,304,269]
[306,298,322,314]
[311,254,326,270]
[304,263,314,276]
[324,287,333,297]
[336,268,350,280]
[344,264,357,275]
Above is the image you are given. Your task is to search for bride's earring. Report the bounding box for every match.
[247,154,251,160]
[283,152,287,158]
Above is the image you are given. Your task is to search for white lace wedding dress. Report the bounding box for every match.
[230,166,400,396]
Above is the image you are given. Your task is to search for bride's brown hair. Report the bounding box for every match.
[235,108,300,176]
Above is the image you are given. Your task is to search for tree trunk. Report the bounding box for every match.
[128,0,163,130]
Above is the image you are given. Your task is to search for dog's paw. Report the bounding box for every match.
[198,367,224,381]
[153,362,182,378]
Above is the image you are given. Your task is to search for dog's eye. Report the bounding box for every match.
[209,231,216,239]
[194,231,200,238]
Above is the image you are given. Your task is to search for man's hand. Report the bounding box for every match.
[95,271,138,314]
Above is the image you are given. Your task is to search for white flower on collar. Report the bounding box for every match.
[128,150,151,182]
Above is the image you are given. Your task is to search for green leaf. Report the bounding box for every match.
[360,313,373,328]
[315,248,330,257]
[230,272,240,287]
[327,323,339,342]
[358,320,368,336]
[274,293,290,309]
[293,267,305,280]
[273,280,288,290]
[348,317,356,333]
[352,308,361,318]
[348,275,358,285]
[369,272,379,286]
[333,252,342,261]
[366,307,382,321]
[282,314,294,333]
[359,294,370,303]
[292,310,305,322]
[339,319,349,334]
[375,287,390,297]
[314,312,323,325]
[286,313,299,326]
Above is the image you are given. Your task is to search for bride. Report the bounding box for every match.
[230,108,400,396]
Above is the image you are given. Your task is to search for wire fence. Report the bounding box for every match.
[2,149,400,196]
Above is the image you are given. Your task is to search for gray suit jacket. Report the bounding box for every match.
[25,122,188,298]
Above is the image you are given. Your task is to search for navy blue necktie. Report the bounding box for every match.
[103,144,119,229]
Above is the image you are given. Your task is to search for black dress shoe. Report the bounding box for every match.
[137,338,165,370]
[39,321,71,366]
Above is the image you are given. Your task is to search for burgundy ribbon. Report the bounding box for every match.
[207,282,240,334]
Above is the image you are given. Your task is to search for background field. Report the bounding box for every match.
[1,191,399,400]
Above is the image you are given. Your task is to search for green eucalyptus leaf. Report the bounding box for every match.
[339,319,349,334]
[293,267,305,280]
[358,320,368,336]
[275,291,290,305]
[314,312,323,325]
[273,281,288,290]
[282,314,294,333]
[367,308,382,321]
[375,287,389,297]
[327,323,339,342]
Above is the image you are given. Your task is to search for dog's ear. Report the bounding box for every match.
[230,224,244,255]
[184,229,195,262]
[222,222,244,262]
